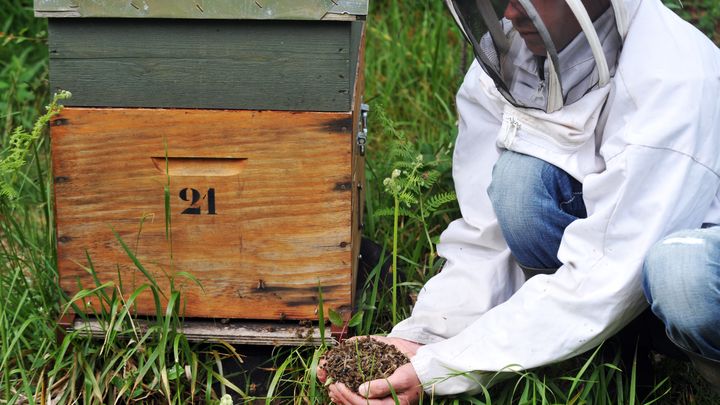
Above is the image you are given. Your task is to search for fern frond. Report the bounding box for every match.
[395,206,421,220]
[373,207,397,217]
[0,183,15,199]
[424,192,457,216]
[398,191,418,207]
[0,90,71,199]
[418,170,441,188]
[392,160,417,170]
[402,174,422,192]
[374,205,421,220]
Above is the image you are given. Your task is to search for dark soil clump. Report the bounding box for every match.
[321,337,409,393]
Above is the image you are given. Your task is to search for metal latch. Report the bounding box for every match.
[357,103,369,156]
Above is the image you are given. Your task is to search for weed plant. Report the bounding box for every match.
[1,0,719,404]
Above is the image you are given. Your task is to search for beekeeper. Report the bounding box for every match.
[323,0,720,402]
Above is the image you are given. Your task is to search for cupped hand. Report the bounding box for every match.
[317,336,423,404]
[327,363,422,405]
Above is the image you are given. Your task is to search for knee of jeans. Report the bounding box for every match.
[643,231,717,333]
[488,151,549,228]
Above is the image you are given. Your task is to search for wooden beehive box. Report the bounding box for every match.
[37,0,368,337]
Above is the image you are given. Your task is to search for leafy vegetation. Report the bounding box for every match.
[0,90,68,198]
[663,0,720,44]
[1,0,719,403]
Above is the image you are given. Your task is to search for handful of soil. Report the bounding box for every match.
[321,337,409,393]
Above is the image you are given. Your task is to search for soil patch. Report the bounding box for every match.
[321,337,409,393]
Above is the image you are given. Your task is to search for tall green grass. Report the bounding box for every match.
[1,3,56,400]
[1,0,48,137]
[1,0,719,403]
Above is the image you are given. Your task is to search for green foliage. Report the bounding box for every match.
[663,0,720,44]
[0,90,69,199]
[364,0,469,144]
[377,121,456,222]
[422,344,673,405]
[0,0,49,138]
[371,107,457,325]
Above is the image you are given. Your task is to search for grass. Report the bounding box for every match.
[1,0,719,403]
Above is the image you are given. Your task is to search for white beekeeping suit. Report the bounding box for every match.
[388,0,720,395]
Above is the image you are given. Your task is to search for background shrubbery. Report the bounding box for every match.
[1,0,719,403]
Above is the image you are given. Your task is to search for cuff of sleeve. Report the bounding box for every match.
[387,329,444,345]
[388,320,448,345]
[410,350,437,394]
[410,346,490,396]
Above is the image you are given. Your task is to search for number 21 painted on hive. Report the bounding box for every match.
[179,188,216,215]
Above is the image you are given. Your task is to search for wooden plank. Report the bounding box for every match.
[52,108,355,320]
[349,21,364,102]
[35,0,368,20]
[70,318,337,346]
[350,24,366,307]
[48,19,353,111]
[328,0,369,17]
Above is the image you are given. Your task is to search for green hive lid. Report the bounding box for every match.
[34,0,368,20]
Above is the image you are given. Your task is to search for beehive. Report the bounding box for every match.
[37,0,368,336]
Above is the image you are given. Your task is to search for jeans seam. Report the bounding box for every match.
[560,192,583,207]
[663,328,703,358]
[540,162,583,208]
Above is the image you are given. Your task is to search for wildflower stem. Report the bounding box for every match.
[392,195,399,326]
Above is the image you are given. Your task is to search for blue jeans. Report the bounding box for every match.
[643,227,720,362]
[488,150,587,271]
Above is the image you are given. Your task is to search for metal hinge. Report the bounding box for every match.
[357,102,369,156]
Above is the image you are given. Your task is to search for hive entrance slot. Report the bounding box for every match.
[151,157,247,177]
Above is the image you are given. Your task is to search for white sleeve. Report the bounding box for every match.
[388,218,525,344]
[409,145,720,395]
[389,61,526,345]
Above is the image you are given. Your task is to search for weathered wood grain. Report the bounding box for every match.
[349,21,363,103]
[35,0,368,20]
[71,318,334,346]
[48,19,355,111]
[52,108,357,320]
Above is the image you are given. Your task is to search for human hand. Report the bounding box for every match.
[317,336,423,404]
[327,363,422,405]
[316,336,421,384]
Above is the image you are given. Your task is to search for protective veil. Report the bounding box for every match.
[445,0,625,112]
[389,0,720,395]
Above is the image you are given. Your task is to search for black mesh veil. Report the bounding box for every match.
[445,0,622,113]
